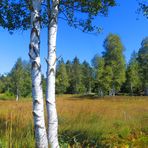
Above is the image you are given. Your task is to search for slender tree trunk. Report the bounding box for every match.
[29,0,48,147]
[16,88,19,101]
[109,89,112,96]
[46,0,59,147]
[98,87,103,97]
[100,88,103,97]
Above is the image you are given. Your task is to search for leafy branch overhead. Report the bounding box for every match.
[139,1,148,18]
[0,0,116,33]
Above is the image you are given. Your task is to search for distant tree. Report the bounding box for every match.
[0,74,12,94]
[81,61,93,94]
[10,58,24,101]
[92,55,105,96]
[56,59,69,94]
[10,58,31,100]
[103,34,126,96]
[92,54,101,69]
[65,60,72,93]
[21,61,32,97]
[102,65,113,95]
[126,51,141,95]
[138,37,148,95]
[71,57,84,94]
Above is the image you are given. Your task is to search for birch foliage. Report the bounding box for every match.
[103,34,126,95]
[0,0,116,33]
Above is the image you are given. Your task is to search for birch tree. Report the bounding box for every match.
[29,1,48,147]
[103,34,126,96]
[10,58,24,101]
[45,1,116,146]
[0,0,48,147]
[45,1,59,146]
[92,55,105,96]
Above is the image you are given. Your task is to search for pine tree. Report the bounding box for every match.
[65,60,73,93]
[56,59,69,94]
[82,61,93,94]
[71,57,84,94]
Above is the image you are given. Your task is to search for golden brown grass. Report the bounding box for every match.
[0,95,148,147]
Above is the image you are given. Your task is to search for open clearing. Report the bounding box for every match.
[0,95,148,147]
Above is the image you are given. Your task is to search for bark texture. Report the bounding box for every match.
[29,0,48,147]
[46,0,59,147]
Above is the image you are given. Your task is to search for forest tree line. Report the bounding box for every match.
[0,34,148,98]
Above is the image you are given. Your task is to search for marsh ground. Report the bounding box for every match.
[0,95,148,147]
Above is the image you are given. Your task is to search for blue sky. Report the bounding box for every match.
[0,0,148,75]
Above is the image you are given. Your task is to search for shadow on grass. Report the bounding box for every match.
[59,130,106,148]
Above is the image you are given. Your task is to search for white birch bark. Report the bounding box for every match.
[29,0,48,147]
[16,88,19,101]
[46,0,59,147]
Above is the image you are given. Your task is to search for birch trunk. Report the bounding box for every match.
[16,88,19,101]
[46,0,59,147]
[29,0,48,147]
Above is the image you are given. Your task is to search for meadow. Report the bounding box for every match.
[0,95,148,148]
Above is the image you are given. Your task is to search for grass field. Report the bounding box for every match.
[0,95,148,148]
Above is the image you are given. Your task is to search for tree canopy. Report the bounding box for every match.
[126,51,141,95]
[0,0,116,32]
[138,37,148,95]
[1,35,148,96]
[103,34,126,95]
[139,1,148,18]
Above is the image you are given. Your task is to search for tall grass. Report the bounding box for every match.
[0,95,148,147]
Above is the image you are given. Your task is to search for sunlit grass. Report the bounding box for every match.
[0,95,148,147]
